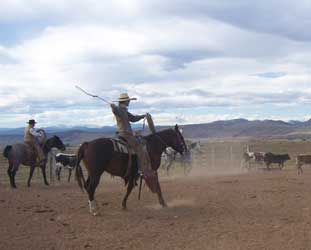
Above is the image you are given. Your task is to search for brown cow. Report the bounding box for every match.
[242,151,266,169]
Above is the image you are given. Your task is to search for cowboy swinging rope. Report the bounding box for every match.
[75,85,156,134]
[75,85,156,200]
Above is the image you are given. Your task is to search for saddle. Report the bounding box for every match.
[24,142,39,162]
[110,138,134,155]
[110,136,146,155]
[110,136,147,182]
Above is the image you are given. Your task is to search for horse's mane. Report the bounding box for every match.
[144,128,174,140]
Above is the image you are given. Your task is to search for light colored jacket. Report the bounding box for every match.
[24,126,41,144]
[111,103,145,136]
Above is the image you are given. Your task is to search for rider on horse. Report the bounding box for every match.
[110,93,152,177]
[24,119,45,165]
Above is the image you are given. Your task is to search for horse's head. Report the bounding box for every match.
[51,136,66,151]
[163,125,188,155]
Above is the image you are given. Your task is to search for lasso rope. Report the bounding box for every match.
[75,85,112,105]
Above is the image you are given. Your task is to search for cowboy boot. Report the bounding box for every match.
[137,159,143,176]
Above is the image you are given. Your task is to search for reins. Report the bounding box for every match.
[142,117,146,132]
[154,132,170,149]
[152,129,187,154]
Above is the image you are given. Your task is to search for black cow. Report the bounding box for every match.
[55,153,77,182]
[264,152,290,170]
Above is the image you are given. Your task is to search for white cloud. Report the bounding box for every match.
[0,1,141,22]
[1,0,311,127]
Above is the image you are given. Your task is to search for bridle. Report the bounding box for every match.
[176,129,188,154]
[142,119,187,155]
[156,129,187,155]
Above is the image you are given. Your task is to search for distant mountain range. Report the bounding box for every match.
[0,125,117,135]
[1,118,311,145]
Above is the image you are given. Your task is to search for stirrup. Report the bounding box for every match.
[137,169,143,176]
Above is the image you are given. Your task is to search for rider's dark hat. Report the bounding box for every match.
[27,119,37,125]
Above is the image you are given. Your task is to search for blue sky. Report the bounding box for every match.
[1,0,311,128]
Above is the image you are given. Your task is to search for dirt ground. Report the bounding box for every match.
[1,166,311,250]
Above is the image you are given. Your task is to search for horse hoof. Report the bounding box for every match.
[122,202,127,210]
[45,182,49,186]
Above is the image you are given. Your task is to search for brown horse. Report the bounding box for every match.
[75,125,187,215]
[3,135,66,188]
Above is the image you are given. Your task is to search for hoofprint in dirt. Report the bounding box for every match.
[1,169,311,250]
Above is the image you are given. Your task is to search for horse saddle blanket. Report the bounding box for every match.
[110,139,135,155]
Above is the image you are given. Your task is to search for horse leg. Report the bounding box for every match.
[184,162,192,176]
[11,169,17,188]
[86,176,100,216]
[40,165,49,186]
[166,161,173,176]
[122,176,135,210]
[183,162,187,176]
[7,163,17,188]
[7,167,13,188]
[85,176,90,190]
[68,169,72,182]
[56,167,61,181]
[155,174,167,207]
[27,165,36,187]
[298,164,303,174]
[165,162,169,176]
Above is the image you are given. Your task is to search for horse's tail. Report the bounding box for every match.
[3,145,12,159]
[75,142,88,191]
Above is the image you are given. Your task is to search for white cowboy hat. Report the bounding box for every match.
[116,93,137,102]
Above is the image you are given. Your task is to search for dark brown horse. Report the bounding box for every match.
[75,125,187,215]
[3,135,66,188]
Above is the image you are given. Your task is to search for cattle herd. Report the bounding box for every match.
[52,142,311,182]
[53,141,202,181]
[243,145,311,173]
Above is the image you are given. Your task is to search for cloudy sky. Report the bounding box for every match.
[1,0,311,128]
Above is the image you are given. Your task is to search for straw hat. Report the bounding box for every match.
[27,119,37,124]
[116,93,137,102]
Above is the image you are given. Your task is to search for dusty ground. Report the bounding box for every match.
[1,166,311,250]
